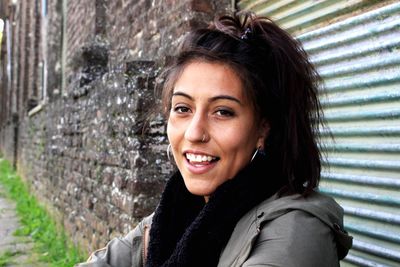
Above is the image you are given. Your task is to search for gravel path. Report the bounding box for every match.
[0,184,50,267]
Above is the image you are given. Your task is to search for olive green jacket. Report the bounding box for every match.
[76,191,352,267]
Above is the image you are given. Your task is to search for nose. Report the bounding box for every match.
[184,111,208,143]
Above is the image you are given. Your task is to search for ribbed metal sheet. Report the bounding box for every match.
[237,0,393,34]
[238,1,400,266]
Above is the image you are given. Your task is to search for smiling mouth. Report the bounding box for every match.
[185,153,220,164]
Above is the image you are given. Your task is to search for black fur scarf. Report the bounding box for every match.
[145,153,283,267]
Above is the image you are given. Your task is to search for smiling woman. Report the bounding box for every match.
[77,13,352,267]
[167,62,267,200]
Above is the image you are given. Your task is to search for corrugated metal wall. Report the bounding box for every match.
[238,1,400,266]
[237,0,395,35]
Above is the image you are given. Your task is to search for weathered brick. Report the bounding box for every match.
[0,0,231,254]
[190,0,214,13]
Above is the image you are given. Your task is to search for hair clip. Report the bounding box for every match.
[240,27,252,40]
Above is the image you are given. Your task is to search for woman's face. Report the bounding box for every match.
[167,61,268,200]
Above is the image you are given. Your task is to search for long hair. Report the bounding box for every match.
[160,13,325,195]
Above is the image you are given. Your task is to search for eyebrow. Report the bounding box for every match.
[172,91,242,105]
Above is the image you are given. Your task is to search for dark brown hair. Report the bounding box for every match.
[160,13,325,195]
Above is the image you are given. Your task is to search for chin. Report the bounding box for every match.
[187,187,214,198]
[184,182,217,199]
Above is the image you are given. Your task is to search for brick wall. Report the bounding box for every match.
[16,61,171,250]
[66,0,97,89]
[0,0,232,253]
[17,0,27,116]
[106,0,232,64]
[45,0,63,98]
[25,0,39,109]
[0,117,17,165]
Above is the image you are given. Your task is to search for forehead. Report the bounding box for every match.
[173,61,246,100]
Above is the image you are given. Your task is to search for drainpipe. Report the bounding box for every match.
[10,0,18,169]
[61,0,67,95]
[6,19,12,93]
[12,113,18,169]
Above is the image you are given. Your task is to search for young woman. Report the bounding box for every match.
[77,13,352,267]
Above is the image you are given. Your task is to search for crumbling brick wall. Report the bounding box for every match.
[0,0,232,253]
[17,61,171,250]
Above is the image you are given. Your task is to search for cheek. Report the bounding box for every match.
[223,136,253,158]
[167,118,183,147]
[166,121,179,162]
[217,121,258,147]
[167,120,175,143]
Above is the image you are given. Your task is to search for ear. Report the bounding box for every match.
[257,120,270,149]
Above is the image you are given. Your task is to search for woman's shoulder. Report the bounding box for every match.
[256,190,352,257]
[258,190,344,224]
[242,208,340,267]
[218,191,352,267]
[75,213,154,267]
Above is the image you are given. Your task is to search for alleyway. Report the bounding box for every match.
[0,184,49,267]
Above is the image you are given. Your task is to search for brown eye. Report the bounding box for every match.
[215,109,235,117]
[174,106,191,113]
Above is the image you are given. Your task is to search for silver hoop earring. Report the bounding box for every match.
[250,148,259,162]
[251,146,265,162]
[167,144,173,162]
[251,146,266,162]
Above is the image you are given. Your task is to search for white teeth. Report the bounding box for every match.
[186,153,216,163]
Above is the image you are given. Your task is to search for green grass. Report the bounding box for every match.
[0,250,18,267]
[0,159,85,267]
